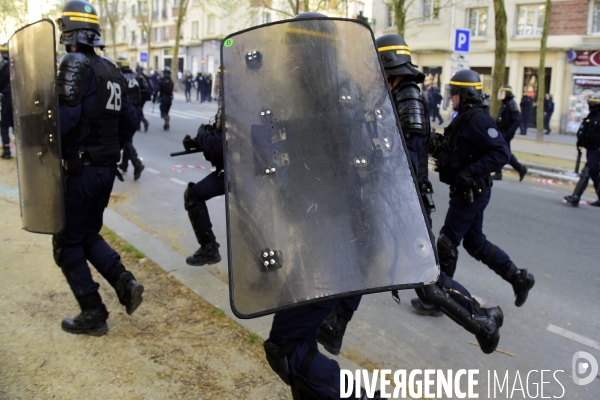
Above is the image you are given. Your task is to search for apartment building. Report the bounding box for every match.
[371,0,600,134]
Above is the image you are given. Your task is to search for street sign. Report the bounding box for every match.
[451,60,469,70]
[140,52,148,62]
[454,29,470,53]
[451,53,469,62]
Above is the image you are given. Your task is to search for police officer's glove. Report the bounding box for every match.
[183,135,199,152]
[453,168,475,191]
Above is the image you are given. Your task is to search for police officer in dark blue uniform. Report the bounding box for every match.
[156,67,174,130]
[317,34,504,359]
[149,70,162,103]
[565,94,600,207]
[0,43,13,159]
[184,72,195,102]
[54,0,144,336]
[181,83,223,266]
[116,57,145,180]
[136,65,151,132]
[493,84,527,181]
[431,70,535,308]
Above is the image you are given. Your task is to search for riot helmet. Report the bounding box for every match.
[57,0,104,50]
[588,93,600,111]
[0,43,8,60]
[375,34,424,82]
[163,66,171,78]
[116,56,132,73]
[498,84,514,100]
[449,69,483,103]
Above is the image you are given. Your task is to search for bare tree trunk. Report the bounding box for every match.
[536,0,552,142]
[394,0,406,37]
[137,0,154,69]
[173,0,191,91]
[491,0,507,117]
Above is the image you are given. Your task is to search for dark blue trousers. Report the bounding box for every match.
[268,299,347,399]
[56,165,120,297]
[441,188,514,280]
[191,170,225,237]
[1,98,13,146]
[159,97,172,118]
[585,148,600,192]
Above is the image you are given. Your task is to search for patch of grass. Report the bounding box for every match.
[211,307,224,317]
[120,243,145,259]
[100,225,117,242]
[247,333,260,342]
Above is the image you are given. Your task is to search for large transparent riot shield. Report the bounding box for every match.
[9,20,64,234]
[222,18,438,318]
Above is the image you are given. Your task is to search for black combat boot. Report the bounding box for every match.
[564,195,580,207]
[491,172,502,181]
[474,306,503,354]
[164,115,170,131]
[186,242,221,266]
[62,292,109,336]
[143,119,149,132]
[519,166,528,181]
[317,302,354,355]
[113,270,145,315]
[132,158,145,180]
[410,298,442,317]
[510,268,535,307]
[1,145,10,159]
[591,200,600,207]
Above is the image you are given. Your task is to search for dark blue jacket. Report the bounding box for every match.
[496,98,522,141]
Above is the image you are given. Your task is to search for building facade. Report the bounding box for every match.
[372,0,600,134]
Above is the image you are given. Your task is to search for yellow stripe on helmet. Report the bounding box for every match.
[395,50,411,55]
[69,17,100,24]
[378,45,410,53]
[62,11,99,20]
[0,46,7,52]
[450,80,483,89]
[503,87,513,92]
[589,97,600,103]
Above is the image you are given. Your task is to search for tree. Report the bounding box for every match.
[490,0,507,117]
[0,0,28,41]
[173,0,191,82]
[97,0,121,59]
[535,0,552,142]
[137,0,155,68]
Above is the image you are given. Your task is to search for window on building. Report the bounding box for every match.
[386,5,395,27]
[132,5,136,17]
[153,0,159,19]
[140,1,147,13]
[122,3,127,15]
[122,26,127,41]
[592,1,600,33]
[162,26,169,41]
[516,4,545,37]
[192,21,199,39]
[468,8,487,37]
[153,27,159,41]
[162,0,168,18]
[263,12,271,24]
[131,31,136,45]
[207,14,216,33]
[421,0,440,22]
[141,31,147,44]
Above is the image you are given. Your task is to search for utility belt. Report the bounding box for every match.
[64,151,90,176]
[450,175,493,203]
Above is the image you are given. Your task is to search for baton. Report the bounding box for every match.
[170,149,202,157]
[575,148,582,174]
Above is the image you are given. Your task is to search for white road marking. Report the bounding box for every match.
[547,324,600,351]
[169,178,187,186]
[145,168,160,174]
[531,187,556,193]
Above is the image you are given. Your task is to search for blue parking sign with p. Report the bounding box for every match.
[140,52,148,62]
[454,29,470,53]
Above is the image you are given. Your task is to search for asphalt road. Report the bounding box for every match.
[110,98,600,399]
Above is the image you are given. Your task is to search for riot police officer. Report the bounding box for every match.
[54,0,144,336]
[155,67,174,130]
[430,70,535,307]
[136,65,151,132]
[184,72,195,103]
[564,94,600,207]
[181,80,224,266]
[116,57,145,180]
[318,34,503,358]
[493,84,527,181]
[0,43,13,159]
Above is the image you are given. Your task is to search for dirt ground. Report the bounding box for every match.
[0,158,290,400]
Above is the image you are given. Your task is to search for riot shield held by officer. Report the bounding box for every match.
[9,0,144,336]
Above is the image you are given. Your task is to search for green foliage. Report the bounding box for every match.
[121,244,146,259]
[211,307,225,317]
[247,333,261,342]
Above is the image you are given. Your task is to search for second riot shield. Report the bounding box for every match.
[222,18,438,318]
[9,19,63,234]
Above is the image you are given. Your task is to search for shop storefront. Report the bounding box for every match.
[566,51,600,133]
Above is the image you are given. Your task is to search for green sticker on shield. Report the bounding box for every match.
[84,5,92,13]
[224,38,233,48]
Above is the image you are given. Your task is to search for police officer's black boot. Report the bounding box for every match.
[565,167,590,207]
[164,115,170,131]
[62,291,109,336]
[132,157,145,180]
[474,306,504,354]
[118,148,130,173]
[317,301,354,355]
[1,145,10,159]
[186,241,221,266]
[107,263,145,315]
[492,172,502,181]
[143,119,149,132]
[518,166,528,181]
[509,267,535,307]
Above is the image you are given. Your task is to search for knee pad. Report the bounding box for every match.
[437,232,458,278]
[184,183,198,212]
[264,342,293,386]
[52,234,63,267]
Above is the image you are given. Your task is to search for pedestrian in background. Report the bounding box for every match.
[429,86,444,124]
[519,94,532,135]
[544,93,554,134]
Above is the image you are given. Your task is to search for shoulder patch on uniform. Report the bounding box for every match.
[488,128,499,138]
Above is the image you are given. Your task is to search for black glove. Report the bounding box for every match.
[453,168,474,191]
[182,135,198,152]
